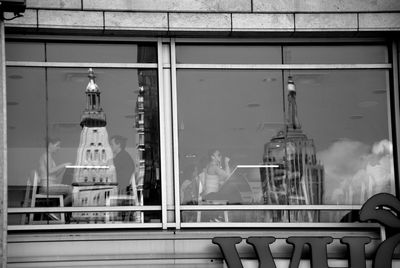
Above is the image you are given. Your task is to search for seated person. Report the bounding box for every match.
[38,137,72,205]
[202,149,231,200]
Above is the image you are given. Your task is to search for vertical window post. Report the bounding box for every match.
[0,15,7,267]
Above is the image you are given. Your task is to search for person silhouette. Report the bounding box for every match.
[110,135,135,193]
[203,149,231,199]
[38,137,72,204]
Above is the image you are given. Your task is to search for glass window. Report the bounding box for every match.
[6,42,45,61]
[176,45,281,64]
[6,41,396,228]
[7,42,161,226]
[46,68,160,224]
[176,45,395,224]
[7,67,46,225]
[282,70,394,222]
[177,70,284,222]
[283,45,388,64]
[46,43,157,63]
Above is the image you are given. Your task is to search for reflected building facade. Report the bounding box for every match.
[136,61,161,221]
[262,77,324,222]
[71,68,118,223]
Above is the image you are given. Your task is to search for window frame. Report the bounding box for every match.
[6,37,168,230]
[170,38,399,230]
[5,36,399,233]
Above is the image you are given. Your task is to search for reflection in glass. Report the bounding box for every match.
[68,68,118,223]
[283,45,388,64]
[178,68,394,223]
[6,42,45,61]
[46,43,157,63]
[6,67,46,225]
[176,45,281,64]
[46,67,160,224]
[177,70,284,222]
[7,64,160,225]
[262,76,324,223]
[285,70,394,222]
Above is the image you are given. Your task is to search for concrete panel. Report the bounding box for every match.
[253,0,400,12]
[232,13,294,32]
[8,240,175,259]
[83,0,251,12]
[4,9,37,28]
[38,10,103,29]
[359,13,400,31]
[105,12,168,31]
[296,13,357,31]
[27,0,81,9]
[169,13,231,32]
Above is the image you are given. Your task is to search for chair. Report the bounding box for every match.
[106,195,141,223]
[196,173,229,223]
[26,171,65,224]
[105,173,142,223]
[197,199,229,222]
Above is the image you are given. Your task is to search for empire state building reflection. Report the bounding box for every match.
[71,68,118,223]
[262,76,324,222]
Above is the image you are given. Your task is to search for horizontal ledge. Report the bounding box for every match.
[8,223,162,231]
[8,205,161,213]
[232,28,295,32]
[169,28,231,31]
[36,25,103,30]
[294,28,358,32]
[8,204,362,213]
[6,35,386,43]
[180,222,382,229]
[172,37,387,43]
[104,27,169,31]
[176,63,392,69]
[180,205,362,210]
[7,222,382,232]
[6,34,160,42]
[7,62,390,70]
[6,61,158,68]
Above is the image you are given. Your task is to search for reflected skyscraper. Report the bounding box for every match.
[71,68,118,223]
[135,66,161,221]
[262,76,324,222]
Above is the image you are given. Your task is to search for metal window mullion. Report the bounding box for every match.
[174,37,387,44]
[6,34,159,42]
[157,39,168,230]
[180,222,381,229]
[180,205,362,211]
[175,63,392,70]
[392,40,400,197]
[8,223,163,231]
[8,206,162,213]
[171,39,181,229]
[6,61,158,68]
[0,19,7,268]
[7,62,391,70]
[161,43,175,229]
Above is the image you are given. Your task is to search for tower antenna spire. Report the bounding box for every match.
[287,76,301,130]
[80,68,106,128]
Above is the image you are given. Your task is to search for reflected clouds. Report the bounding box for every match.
[319,139,394,205]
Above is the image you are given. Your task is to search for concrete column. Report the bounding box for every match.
[0,17,7,268]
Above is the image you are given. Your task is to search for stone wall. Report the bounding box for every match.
[4,0,400,35]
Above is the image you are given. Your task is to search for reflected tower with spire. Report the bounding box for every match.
[71,68,118,223]
[262,76,324,222]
